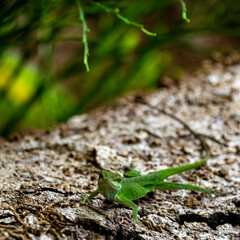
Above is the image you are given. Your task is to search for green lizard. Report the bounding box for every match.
[83,105,218,225]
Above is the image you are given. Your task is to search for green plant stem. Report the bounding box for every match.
[76,0,90,71]
[179,0,190,23]
[87,0,157,36]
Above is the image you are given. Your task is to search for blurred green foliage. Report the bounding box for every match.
[0,0,240,136]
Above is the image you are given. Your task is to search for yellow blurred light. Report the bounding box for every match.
[0,54,19,88]
[8,66,38,105]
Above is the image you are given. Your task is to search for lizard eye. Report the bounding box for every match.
[113,175,121,181]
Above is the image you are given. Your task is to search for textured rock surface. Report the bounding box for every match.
[0,60,240,239]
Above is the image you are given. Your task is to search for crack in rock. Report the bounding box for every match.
[178,212,240,230]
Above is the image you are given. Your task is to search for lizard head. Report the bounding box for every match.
[98,170,122,185]
[98,170,122,201]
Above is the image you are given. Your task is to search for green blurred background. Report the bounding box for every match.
[0,0,240,137]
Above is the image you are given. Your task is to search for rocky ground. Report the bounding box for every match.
[0,58,239,239]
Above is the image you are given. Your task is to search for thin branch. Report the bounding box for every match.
[88,0,157,36]
[76,0,90,72]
